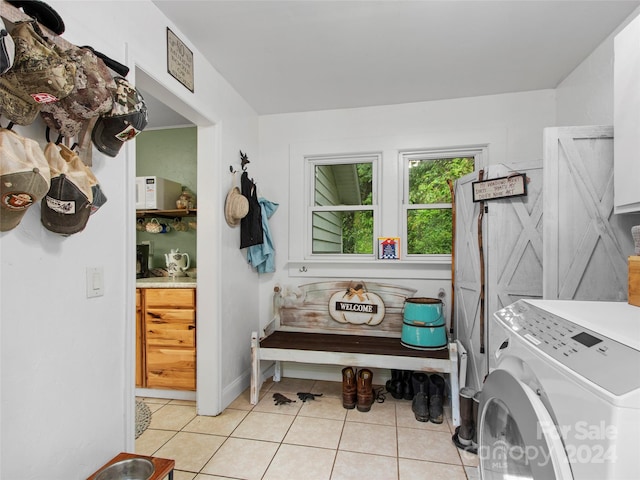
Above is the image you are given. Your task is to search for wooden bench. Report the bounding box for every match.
[250,281,460,426]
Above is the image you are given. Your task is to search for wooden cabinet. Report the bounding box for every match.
[614,14,640,214]
[136,288,196,391]
[136,289,144,387]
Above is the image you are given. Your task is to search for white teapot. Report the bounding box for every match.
[164,248,190,277]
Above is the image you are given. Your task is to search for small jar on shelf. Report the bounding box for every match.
[176,187,195,210]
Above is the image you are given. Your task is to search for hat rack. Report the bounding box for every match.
[0,1,72,51]
[229,150,250,174]
[1,0,133,167]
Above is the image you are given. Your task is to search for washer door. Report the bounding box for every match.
[479,369,573,480]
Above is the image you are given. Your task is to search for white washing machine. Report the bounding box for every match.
[478,299,640,480]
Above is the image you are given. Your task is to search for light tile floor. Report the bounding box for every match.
[136,378,479,480]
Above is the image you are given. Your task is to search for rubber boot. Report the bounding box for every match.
[402,370,414,400]
[356,368,374,412]
[457,387,476,445]
[428,374,446,424]
[342,367,357,409]
[411,372,430,422]
[472,390,481,449]
[386,369,403,399]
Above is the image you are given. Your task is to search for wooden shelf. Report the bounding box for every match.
[136,209,197,219]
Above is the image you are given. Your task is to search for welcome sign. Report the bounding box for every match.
[335,301,379,314]
[329,284,385,326]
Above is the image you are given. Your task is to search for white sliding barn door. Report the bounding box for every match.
[454,162,543,391]
[453,170,483,390]
[486,162,544,371]
[543,126,636,301]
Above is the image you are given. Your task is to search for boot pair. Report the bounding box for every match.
[410,372,445,424]
[385,369,415,400]
[342,367,374,412]
[454,387,480,453]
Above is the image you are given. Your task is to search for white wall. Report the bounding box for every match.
[257,89,556,380]
[0,1,258,478]
[556,6,640,126]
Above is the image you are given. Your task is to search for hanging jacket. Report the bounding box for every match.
[240,171,263,248]
[247,197,279,273]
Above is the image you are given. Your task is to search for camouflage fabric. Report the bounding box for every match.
[40,46,116,138]
[91,76,148,157]
[0,21,75,125]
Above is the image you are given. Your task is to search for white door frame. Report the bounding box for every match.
[123,48,221,451]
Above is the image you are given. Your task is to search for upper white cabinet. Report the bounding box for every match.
[614,14,640,214]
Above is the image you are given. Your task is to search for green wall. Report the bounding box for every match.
[136,127,197,270]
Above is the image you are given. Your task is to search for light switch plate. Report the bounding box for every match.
[86,267,104,298]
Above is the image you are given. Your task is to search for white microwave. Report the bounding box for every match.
[135,176,183,210]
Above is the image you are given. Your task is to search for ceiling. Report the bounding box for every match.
[145,0,640,127]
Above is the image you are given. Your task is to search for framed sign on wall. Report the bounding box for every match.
[167,27,194,92]
[472,173,527,202]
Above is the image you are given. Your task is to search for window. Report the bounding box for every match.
[309,155,378,256]
[403,150,477,256]
[289,133,495,273]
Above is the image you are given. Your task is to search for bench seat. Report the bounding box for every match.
[250,330,460,426]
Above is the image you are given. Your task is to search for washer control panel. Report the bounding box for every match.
[494,300,640,396]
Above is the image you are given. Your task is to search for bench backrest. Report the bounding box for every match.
[272,280,417,337]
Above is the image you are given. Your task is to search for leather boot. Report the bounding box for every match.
[411,372,430,422]
[386,369,403,399]
[342,367,357,409]
[356,368,374,412]
[428,374,445,424]
[472,390,480,448]
[458,387,476,445]
[402,370,414,400]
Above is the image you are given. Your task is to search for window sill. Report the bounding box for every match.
[287,259,451,279]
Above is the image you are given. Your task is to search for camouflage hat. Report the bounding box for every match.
[91,76,148,157]
[0,21,76,125]
[40,46,116,138]
[0,18,15,75]
[0,128,51,232]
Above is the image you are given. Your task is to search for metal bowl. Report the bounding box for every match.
[95,458,155,480]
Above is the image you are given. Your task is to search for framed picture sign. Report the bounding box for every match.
[167,28,194,92]
[472,173,528,202]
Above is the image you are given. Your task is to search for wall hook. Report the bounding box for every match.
[230,151,251,174]
[240,150,250,171]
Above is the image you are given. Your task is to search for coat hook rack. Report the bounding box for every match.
[229,150,251,173]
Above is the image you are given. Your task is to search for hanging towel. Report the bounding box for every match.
[247,197,279,273]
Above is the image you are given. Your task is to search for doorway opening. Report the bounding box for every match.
[128,66,220,434]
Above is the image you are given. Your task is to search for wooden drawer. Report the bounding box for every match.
[146,347,196,390]
[145,288,195,308]
[146,310,195,347]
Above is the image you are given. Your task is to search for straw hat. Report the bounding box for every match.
[225,186,249,227]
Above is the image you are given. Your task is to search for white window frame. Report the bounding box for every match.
[305,153,380,260]
[288,131,500,278]
[401,146,487,262]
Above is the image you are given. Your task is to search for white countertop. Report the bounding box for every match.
[136,276,197,288]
